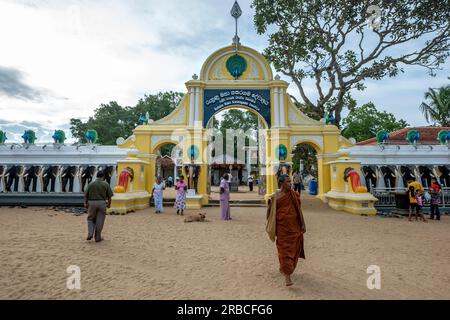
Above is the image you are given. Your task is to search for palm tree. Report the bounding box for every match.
[419,85,450,126]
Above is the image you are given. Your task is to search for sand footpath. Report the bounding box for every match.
[0,197,449,299]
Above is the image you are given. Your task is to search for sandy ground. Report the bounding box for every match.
[0,196,449,300]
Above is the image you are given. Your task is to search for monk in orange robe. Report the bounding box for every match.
[269,174,306,286]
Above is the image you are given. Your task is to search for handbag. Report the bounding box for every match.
[266,194,277,242]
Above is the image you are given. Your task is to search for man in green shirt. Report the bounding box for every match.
[84,170,114,242]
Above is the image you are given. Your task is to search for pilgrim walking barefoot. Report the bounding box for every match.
[267,174,306,286]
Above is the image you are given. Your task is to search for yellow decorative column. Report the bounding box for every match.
[324,156,378,215]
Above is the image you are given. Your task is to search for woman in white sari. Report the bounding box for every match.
[152,176,165,213]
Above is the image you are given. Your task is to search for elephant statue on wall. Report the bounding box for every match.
[24,165,41,192]
[61,165,78,192]
[184,165,200,193]
[0,165,6,192]
[362,166,377,192]
[380,166,396,189]
[5,165,22,192]
[81,165,96,192]
[400,166,416,187]
[98,165,114,185]
[42,166,59,192]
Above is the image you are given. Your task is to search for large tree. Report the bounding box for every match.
[252,0,450,125]
[70,91,183,145]
[341,102,409,142]
[419,84,450,126]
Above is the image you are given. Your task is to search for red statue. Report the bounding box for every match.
[114,167,134,193]
[344,167,366,193]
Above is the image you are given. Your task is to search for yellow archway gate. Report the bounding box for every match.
[110,44,377,215]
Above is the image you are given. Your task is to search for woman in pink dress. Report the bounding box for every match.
[174,175,187,215]
[220,173,231,220]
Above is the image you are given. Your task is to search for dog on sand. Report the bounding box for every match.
[184,213,206,223]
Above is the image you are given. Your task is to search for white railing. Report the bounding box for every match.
[371,187,450,208]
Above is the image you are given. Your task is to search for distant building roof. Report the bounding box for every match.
[357,127,450,145]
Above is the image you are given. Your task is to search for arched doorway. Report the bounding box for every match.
[153,142,183,188]
[291,142,318,193]
[204,106,267,200]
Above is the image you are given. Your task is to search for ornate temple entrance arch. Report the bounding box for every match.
[111,43,377,214]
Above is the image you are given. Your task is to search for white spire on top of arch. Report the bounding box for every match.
[230,1,242,52]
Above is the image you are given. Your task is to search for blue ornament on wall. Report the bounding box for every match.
[189,145,200,161]
[226,54,247,79]
[275,144,288,161]
[406,130,421,144]
[376,131,390,144]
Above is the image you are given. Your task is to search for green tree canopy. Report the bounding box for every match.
[252,0,450,126]
[219,109,259,133]
[342,102,409,142]
[419,84,450,126]
[70,91,183,145]
[292,144,317,176]
[209,108,260,162]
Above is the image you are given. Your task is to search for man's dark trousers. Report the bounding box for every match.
[87,200,107,241]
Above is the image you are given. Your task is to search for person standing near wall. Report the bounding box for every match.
[429,178,442,220]
[292,171,300,193]
[152,176,165,214]
[174,175,187,215]
[84,171,113,243]
[220,173,231,221]
[406,179,426,222]
[248,175,254,192]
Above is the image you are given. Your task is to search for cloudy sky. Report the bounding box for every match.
[0,0,448,142]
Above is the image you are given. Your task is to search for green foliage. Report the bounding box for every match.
[419,85,450,126]
[252,0,450,125]
[219,109,259,133]
[342,102,409,142]
[70,92,183,145]
[292,144,317,175]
